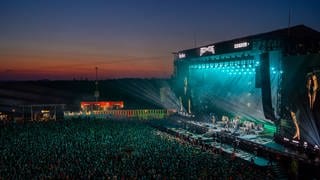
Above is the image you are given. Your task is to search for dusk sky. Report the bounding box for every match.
[1,0,320,81]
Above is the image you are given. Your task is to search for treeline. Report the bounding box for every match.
[0,78,172,111]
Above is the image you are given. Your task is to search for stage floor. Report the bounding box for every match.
[166,118,313,165]
[195,121,313,159]
[169,127,270,166]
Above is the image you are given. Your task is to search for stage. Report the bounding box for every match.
[172,25,320,155]
[168,126,270,167]
[164,115,320,167]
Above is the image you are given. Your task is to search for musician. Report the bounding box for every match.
[222,115,230,130]
[233,116,240,129]
[211,114,216,125]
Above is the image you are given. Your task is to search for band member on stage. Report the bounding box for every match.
[222,115,230,130]
[234,116,240,129]
[211,114,216,124]
[290,110,300,140]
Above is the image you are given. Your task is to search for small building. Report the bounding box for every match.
[80,101,124,111]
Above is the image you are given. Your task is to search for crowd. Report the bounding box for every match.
[0,119,274,179]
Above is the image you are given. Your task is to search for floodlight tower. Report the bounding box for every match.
[94,67,100,102]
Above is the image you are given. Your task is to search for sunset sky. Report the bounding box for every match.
[1,0,320,80]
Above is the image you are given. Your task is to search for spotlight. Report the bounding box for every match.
[292,140,299,144]
[283,137,289,142]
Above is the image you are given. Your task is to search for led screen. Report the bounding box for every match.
[279,55,320,146]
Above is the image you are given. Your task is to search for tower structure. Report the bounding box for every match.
[94,67,99,102]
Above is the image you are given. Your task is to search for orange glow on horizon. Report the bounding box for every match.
[0,52,172,80]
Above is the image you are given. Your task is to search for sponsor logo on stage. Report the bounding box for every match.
[200,45,215,56]
[234,42,250,49]
[178,53,186,59]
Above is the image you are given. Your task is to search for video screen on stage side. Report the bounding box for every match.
[280,69,320,146]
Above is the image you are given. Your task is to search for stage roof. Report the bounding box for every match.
[176,25,320,59]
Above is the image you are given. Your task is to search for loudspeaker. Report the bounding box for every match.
[255,66,261,88]
[260,53,276,121]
